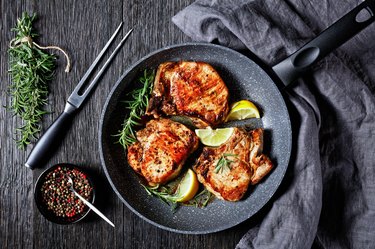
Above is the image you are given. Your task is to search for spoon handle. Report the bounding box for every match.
[73,190,115,227]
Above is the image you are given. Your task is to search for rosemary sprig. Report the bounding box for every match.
[117,69,155,148]
[142,184,214,210]
[142,184,179,210]
[7,12,56,148]
[185,188,214,208]
[215,153,238,173]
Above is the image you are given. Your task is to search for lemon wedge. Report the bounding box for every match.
[226,100,260,121]
[195,127,234,147]
[174,169,199,202]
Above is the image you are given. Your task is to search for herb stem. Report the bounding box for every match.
[8,12,56,148]
[142,184,179,210]
[215,153,238,173]
[117,69,155,148]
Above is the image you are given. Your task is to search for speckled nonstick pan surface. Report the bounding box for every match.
[99,43,292,234]
[100,1,375,234]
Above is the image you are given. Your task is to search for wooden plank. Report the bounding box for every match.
[0,0,250,248]
[31,0,125,248]
[1,1,35,249]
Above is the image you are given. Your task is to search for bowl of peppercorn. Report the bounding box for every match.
[34,163,95,224]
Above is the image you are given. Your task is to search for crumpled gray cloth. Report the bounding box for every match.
[172,0,375,248]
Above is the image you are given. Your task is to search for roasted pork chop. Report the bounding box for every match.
[249,128,274,185]
[127,118,199,186]
[193,128,273,201]
[146,61,229,128]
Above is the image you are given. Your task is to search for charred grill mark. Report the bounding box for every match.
[163,130,181,142]
[188,133,198,149]
[202,167,209,179]
[163,61,178,71]
[217,106,228,121]
[202,148,214,159]
[147,96,163,113]
[127,118,199,185]
[147,61,229,127]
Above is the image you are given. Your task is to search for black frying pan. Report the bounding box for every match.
[99,1,375,234]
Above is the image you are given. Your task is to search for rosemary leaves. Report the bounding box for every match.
[142,184,214,210]
[142,184,180,209]
[7,12,71,148]
[215,153,238,173]
[117,69,155,148]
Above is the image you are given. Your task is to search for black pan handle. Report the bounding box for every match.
[272,0,375,86]
[25,103,77,169]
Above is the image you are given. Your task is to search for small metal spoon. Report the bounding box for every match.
[67,176,115,227]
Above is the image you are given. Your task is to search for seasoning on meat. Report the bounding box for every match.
[127,118,199,186]
[146,61,229,128]
[193,128,273,201]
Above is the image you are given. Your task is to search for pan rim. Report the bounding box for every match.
[99,42,292,234]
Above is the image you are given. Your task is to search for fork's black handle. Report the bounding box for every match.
[272,0,375,86]
[25,103,77,169]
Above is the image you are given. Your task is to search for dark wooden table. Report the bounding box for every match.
[0,1,261,248]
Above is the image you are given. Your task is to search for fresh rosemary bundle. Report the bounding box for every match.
[8,12,70,148]
[117,69,155,148]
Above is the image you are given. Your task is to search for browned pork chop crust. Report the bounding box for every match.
[127,118,199,186]
[146,61,229,128]
[193,128,273,201]
[249,128,273,185]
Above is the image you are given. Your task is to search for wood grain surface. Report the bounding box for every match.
[0,1,266,248]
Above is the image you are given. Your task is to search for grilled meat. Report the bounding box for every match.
[249,128,273,185]
[127,118,199,186]
[193,128,251,201]
[193,128,273,201]
[146,61,229,128]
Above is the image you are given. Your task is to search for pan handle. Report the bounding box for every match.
[272,0,375,86]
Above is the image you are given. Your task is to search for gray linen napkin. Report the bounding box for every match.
[172,0,375,248]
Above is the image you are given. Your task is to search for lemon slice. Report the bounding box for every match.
[174,169,199,202]
[226,100,260,121]
[195,127,234,147]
